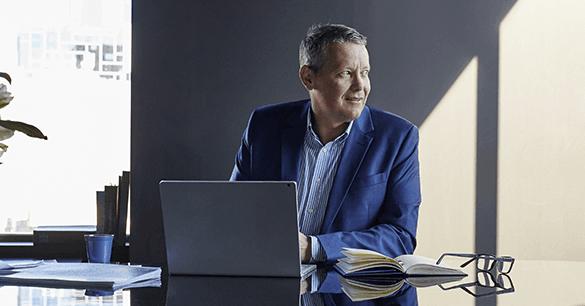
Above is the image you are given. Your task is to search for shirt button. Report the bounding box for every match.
[308,209,314,213]
[315,178,321,182]
[322,148,327,153]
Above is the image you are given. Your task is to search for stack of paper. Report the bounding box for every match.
[0,260,46,271]
[0,260,161,291]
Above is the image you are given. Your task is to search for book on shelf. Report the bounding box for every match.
[335,248,468,277]
[0,260,161,291]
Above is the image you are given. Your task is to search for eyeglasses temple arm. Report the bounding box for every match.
[459,256,478,268]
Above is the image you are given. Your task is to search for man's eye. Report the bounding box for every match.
[340,71,350,76]
[362,70,369,76]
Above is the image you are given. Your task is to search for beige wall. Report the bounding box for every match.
[417,57,478,260]
[417,1,584,302]
[416,0,585,263]
[416,57,478,306]
[499,0,585,261]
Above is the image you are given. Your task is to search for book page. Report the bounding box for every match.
[337,248,403,274]
[338,276,405,302]
[395,255,466,276]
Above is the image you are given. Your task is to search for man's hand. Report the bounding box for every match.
[301,275,311,295]
[299,232,312,263]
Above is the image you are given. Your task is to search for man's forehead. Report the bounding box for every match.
[325,42,369,65]
[326,41,366,52]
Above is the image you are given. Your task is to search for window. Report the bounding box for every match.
[0,0,131,234]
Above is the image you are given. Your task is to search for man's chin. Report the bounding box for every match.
[344,104,366,121]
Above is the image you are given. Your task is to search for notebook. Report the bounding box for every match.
[159,180,316,278]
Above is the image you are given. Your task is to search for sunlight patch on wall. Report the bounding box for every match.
[416,56,478,306]
[417,57,478,257]
[499,0,585,261]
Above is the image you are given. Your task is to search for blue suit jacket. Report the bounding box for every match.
[230,99,421,264]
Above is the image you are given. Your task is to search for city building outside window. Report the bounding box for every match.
[0,0,131,234]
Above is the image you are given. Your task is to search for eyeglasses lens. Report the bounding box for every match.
[476,257,493,271]
[477,272,496,287]
[497,260,513,273]
[497,274,513,289]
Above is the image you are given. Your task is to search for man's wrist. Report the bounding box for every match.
[309,235,327,263]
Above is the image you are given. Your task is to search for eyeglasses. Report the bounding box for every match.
[436,253,515,274]
[439,271,515,298]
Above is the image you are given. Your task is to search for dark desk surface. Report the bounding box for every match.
[2,259,585,305]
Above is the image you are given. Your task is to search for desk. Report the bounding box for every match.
[1,260,585,305]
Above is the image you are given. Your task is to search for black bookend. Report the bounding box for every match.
[96,191,106,234]
[115,171,130,246]
[104,185,119,235]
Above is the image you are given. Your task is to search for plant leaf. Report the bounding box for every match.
[0,142,7,162]
[0,125,15,140]
[0,120,47,140]
[0,96,14,110]
[0,72,11,84]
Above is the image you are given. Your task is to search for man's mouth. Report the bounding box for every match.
[346,97,363,103]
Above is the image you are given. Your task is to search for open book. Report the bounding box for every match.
[335,248,467,277]
[335,248,467,301]
[338,274,466,302]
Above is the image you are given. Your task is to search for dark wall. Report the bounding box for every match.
[131,0,515,267]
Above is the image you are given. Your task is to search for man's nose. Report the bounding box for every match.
[351,75,366,91]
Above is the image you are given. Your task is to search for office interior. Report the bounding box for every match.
[132,0,585,267]
[0,0,583,305]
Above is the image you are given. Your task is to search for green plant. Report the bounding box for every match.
[0,72,48,164]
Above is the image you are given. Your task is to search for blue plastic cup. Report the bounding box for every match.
[84,234,114,263]
[85,290,114,297]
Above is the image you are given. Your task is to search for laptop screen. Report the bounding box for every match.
[160,181,305,277]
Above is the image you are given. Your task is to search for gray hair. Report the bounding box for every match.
[299,24,367,74]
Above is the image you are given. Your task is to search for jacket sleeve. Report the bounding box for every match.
[317,125,421,264]
[230,112,254,181]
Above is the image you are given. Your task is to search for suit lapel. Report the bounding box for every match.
[320,106,374,234]
[280,101,310,182]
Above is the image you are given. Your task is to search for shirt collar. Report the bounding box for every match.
[307,108,353,143]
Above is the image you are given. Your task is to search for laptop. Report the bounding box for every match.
[159,180,316,278]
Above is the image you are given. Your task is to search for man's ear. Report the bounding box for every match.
[299,65,315,90]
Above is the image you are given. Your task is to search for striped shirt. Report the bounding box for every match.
[298,110,352,262]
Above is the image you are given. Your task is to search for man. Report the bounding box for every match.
[230,24,421,265]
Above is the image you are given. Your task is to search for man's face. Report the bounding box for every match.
[309,42,371,127]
